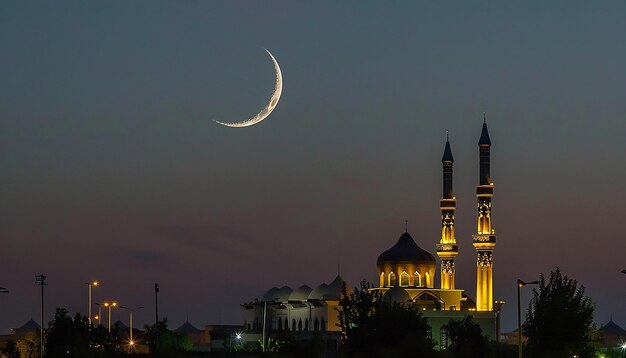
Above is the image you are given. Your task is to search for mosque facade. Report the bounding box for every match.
[241,121,502,350]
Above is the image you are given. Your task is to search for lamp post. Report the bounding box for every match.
[103,302,117,332]
[94,303,104,326]
[120,306,144,348]
[85,281,99,326]
[517,279,539,358]
[262,301,268,352]
[262,298,280,353]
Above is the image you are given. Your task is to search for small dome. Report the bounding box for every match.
[273,286,293,302]
[308,283,328,300]
[377,232,436,266]
[309,275,348,300]
[322,275,346,300]
[262,287,279,302]
[383,286,411,303]
[289,285,312,301]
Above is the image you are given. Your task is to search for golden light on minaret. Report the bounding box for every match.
[436,134,458,290]
[473,117,496,311]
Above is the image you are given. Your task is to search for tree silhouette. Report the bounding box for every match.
[523,268,595,358]
[441,315,489,358]
[45,309,90,357]
[338,280,436,358]
[144,318,191,357]
[0,340,20,358]
[44,308,122,358]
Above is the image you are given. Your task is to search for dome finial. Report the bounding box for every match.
[483,112,486,124]
[405,220,408,233]
[446,130,449,141]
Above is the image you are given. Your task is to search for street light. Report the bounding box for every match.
[119,306,144,349]
[84,281,99,326]
[517,279,539,358]
[103,302,117,332]
[262,298,281,353]
[94,303,104,326]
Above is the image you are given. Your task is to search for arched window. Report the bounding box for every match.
[414,272,422,287]
[321,318,326,331]
[388,272,397,286]
[278,317,282,330]
[425,272,431,287]
[314,318,319,331]
[400,271,410,286]
[298,319,303,331]
[304,319,309,331]
[284,318,288,331]
[292,319,296,331]
[380,272,385,287]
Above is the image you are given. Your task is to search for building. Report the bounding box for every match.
[174,320,209,351]
[597,319,626,351]
[0,319,40,351]
[242,121,502,351]
[241,276,345,352]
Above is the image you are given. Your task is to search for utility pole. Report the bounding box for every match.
[35,274,47,358]
[154,283,159,352]
[154,283,159,324]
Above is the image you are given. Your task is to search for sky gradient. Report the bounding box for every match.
[1,1,625,334]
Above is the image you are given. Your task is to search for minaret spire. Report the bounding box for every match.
[473,119,496,311]
[437,134,458,291]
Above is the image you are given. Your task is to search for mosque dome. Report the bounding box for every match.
[289,285,312,301]
[261,287,279,302]
[322,275,346,300]
[309,276,347,300]
[382,286,412,303]
[377,232,436,265]
[376,231,437,288]
[273,286,293,302]
[308,283,328,300]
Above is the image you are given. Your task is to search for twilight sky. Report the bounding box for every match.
[1,1,625,334]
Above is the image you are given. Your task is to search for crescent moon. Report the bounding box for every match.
[215,49,283,128]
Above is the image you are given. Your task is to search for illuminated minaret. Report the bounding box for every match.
[473,117,496,311]
[436,133,458,291]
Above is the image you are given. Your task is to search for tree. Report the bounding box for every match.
[0,341,20,358]
[523,268,595,358]
[45,308,122,358]
[45,309,90,357]
[338,280,436,358]
[441,315,489,358]
[144,318,191,357]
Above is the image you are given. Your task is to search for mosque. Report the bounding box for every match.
[241,121,502,350]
